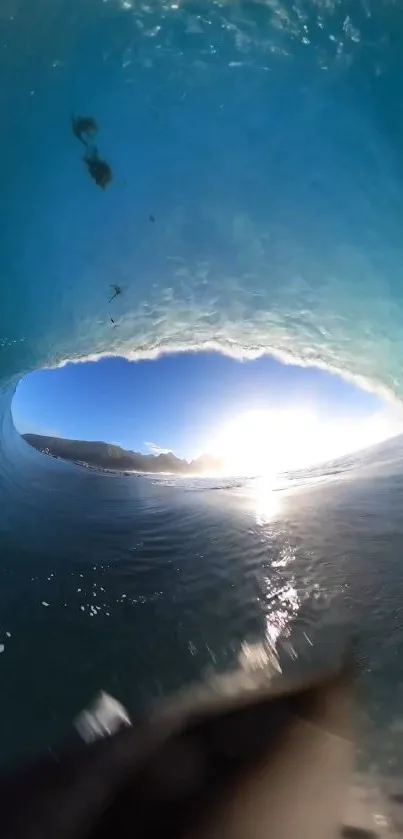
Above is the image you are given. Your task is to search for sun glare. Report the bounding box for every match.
[208,406,401,477]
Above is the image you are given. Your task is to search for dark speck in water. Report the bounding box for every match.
[83,146,112,189]
[149,214,155,223]
[71,115,98,146]
[109,284,122,303]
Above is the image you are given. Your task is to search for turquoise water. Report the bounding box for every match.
[3,0,403,772]
[4,0,403,387]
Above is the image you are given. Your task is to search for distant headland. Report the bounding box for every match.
[23,433,223,476]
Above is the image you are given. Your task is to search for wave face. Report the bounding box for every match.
[2,0,403,386]
[2,0,403,766]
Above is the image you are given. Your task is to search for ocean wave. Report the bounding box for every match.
[1,0,403,395]
[2,0,403,776]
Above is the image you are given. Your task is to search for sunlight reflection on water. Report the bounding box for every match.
[264,580,300,655]
[253,476,283,524]
[248,477,302,669]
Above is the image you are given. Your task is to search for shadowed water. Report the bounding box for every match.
[0,430,402,778]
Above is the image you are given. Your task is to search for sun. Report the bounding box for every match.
[208,408,320,477]
[207,405,401,477]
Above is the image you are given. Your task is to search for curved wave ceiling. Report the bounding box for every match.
[2,0,403,388]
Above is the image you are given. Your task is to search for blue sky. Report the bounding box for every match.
[12,352,392,460]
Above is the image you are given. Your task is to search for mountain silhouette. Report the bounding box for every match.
[23,434,223,476]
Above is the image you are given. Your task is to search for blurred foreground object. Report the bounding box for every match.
[0,661,355,839]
